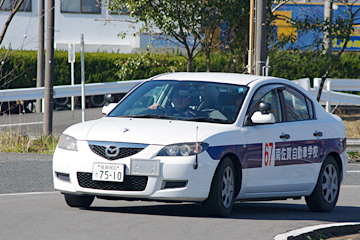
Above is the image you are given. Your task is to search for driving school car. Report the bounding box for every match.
[53,72,347,217]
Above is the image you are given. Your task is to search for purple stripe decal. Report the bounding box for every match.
[206,138,346,169]
[274,140,321,166]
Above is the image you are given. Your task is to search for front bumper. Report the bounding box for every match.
[53,141,218,202]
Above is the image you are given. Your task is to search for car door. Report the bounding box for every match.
[280,86,322,190]
[243,84,294,195]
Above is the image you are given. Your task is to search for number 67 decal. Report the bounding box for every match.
[264,142,274,167]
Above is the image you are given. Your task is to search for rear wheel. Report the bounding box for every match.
[203,157,235,217]
[64,194,94,208]
[305,156,340,212]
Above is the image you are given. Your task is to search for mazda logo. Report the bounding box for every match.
[105,145,120,157]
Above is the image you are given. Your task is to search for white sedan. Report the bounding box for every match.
[53,72,347,217]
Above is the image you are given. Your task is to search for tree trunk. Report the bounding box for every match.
[186,55,193,72]
[205,49,211,72]
[316,38,349,102]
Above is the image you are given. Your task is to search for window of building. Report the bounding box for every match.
[0,0,31,12]
[61,0,101,14]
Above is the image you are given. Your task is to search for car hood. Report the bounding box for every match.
[63,117,232,145]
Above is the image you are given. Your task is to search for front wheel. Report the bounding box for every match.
[203,157,236,217]
[64,194,95,208]
[305,156,340,212]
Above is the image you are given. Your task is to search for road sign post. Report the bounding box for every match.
[68,43,75,111]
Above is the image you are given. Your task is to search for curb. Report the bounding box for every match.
[274,222,360,240]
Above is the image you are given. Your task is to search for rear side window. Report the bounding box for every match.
[283,87,314,121]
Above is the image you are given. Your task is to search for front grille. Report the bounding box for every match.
[77,172,148,191]
[89,145,144,160]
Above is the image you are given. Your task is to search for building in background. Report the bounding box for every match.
[0,0,185,53]
[272,2,360,52]
[1,0,360,53]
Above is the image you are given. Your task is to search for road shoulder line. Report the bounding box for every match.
[274,222,360,240]
[0,191,57,197]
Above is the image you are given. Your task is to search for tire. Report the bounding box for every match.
[54,97,70,107]
[305,156,340,212]
[64,194,94,208]
[203,157,236,217]
[90,95,106,107]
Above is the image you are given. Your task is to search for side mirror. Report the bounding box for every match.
[104,93,116,103]
[102,103,117,115]
[251,102,275,124]
[251,111,275,124]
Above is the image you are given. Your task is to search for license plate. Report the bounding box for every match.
[92,163,124,182]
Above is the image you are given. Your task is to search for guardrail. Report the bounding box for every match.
[0,80,144,102]
[1,77,360,113]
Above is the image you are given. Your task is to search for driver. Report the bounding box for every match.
[149,89,196,117]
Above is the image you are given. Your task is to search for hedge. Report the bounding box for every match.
[1,49,360,90]
[0,50,132,89]
[269,51,360,83]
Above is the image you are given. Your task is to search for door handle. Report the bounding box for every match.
[280,134,290,140]
[313,131,323,137]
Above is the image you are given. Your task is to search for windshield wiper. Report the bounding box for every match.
[187,117,232,124]
[121,114,178,120]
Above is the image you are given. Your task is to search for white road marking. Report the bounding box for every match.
[0,191,57,197]
[347,170,360,173]
[0,121,43,127]
[274,222,360,240]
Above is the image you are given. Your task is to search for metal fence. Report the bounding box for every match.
[0,80,143,102]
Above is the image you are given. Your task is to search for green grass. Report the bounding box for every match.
[0,131,59,154]
[305,232,330,240]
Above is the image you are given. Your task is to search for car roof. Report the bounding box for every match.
[150,72,278,86]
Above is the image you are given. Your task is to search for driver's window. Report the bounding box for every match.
[246,85,283,124]
[261,90,282,122]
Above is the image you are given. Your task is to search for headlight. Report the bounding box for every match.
[58,134,78,151]
[157,142,209,156]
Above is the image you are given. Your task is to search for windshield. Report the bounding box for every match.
[108,80,248,124]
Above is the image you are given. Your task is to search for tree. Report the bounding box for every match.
[108,0,251,72]
[268,0,360,102]
[315,2,360,101]
[192,0,250,72]
[221,0,249,73]
[108,0,202,72]
[0,0,33,114]
[0,0,26,45]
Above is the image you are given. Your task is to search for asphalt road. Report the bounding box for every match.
[0,153,359,240]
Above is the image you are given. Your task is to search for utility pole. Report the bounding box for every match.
[255,0,267,76]
[248,0,255,74]
[43,0,54,135]
[324,0,333,56]
[36,0,44,113]
[81,34,86,122]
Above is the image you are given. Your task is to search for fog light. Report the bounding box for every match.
[56,172,70,182]
[162,181,188,189]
